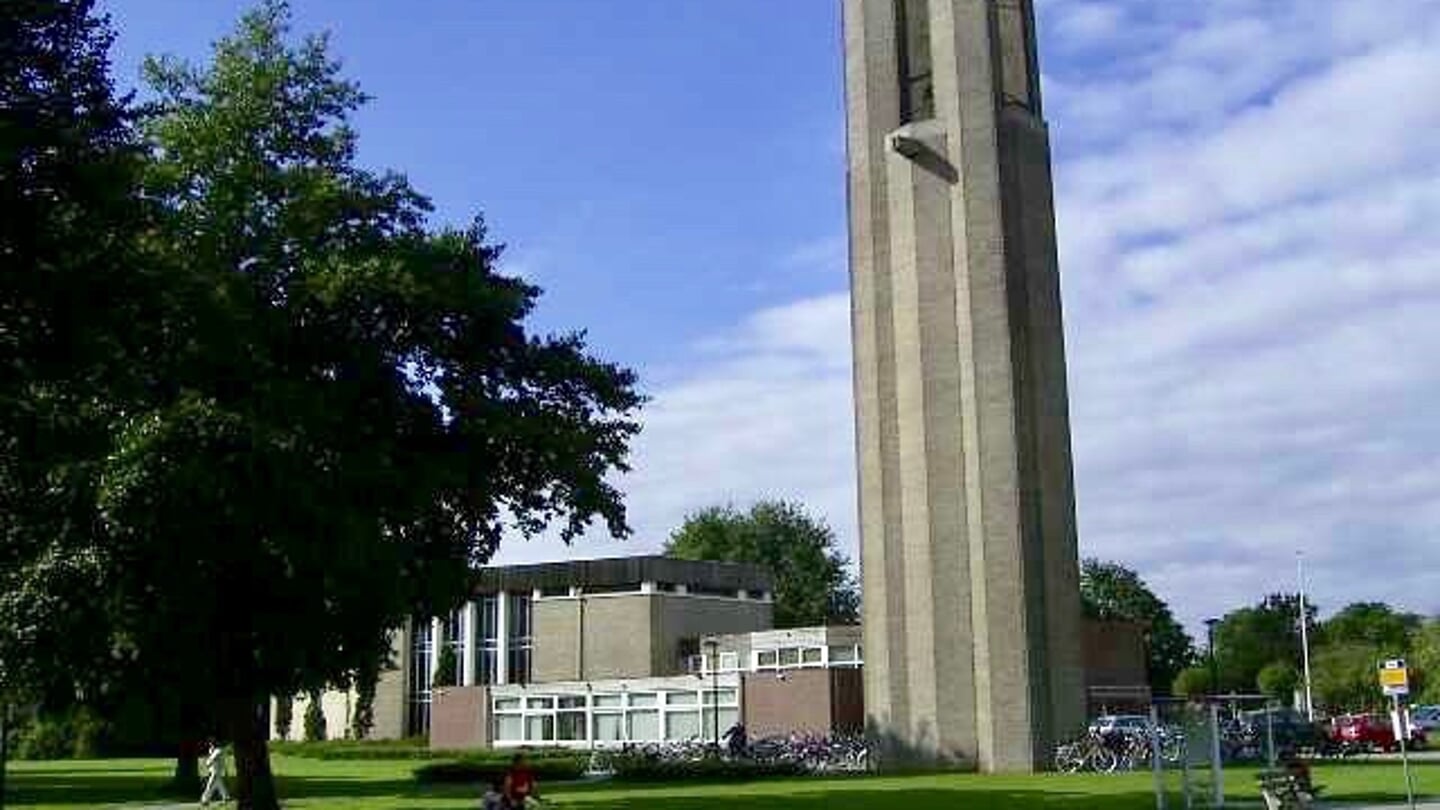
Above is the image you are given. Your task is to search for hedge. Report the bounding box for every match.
[413,754,588,785]
[606,753,806,783]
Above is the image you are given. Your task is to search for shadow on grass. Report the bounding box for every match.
[7,767,1165,810]
[6,770,184,806]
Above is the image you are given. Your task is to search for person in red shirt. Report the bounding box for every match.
[503,752,538,807]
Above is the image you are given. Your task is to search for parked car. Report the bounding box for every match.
[1240,707,1326,754]
[1329,713,1429,753]
[1411,705,1440,735]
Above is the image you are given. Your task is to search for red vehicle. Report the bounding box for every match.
[1329,713,1428,753]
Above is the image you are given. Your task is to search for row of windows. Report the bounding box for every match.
[689,644,864,675]
[492,689,740,746]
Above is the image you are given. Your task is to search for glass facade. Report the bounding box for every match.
[406,621,433,736]
[477,595,500,685]
[507,594,533,684]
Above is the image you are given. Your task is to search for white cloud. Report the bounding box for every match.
[491,294,858,567]
[504,0,1440,641]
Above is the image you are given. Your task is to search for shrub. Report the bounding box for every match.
[15,715,74,760]
[274,696,294,741]
[13,708,113,760]
[302,691,327,742]
[413,753,587,785]
[432,645,458,688]
[351,665,378,740]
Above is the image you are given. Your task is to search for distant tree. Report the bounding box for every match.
[1318,602,1419,655]
[1172,666,1213,698]
[1312,642,1383,713]
[1413,620,1440,705]
[1257,661,1300,702]
[301,692,326,742]
[1213,594,1314,693]
[432,645,458,689]
[665,500,859,628]
[349,665,379,741]
[1079,559,1194,694]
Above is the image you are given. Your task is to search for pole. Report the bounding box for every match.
[1296,553,1315,720]
[705,640,719,753]
[0,702,8,810]
[1151,703,1166,810]
[1395,694,1417,810]
[1205,619,1220,696]
[1209,703,1224,809]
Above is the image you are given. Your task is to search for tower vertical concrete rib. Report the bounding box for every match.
[844,0,1085,772]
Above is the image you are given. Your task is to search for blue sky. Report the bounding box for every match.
[103,0,1440,638]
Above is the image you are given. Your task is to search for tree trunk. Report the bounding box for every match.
[170,739,200,795]
[224,698,279,810]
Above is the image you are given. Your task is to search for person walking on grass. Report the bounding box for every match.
[199,738,230,806]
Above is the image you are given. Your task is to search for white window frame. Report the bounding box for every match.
[490,686,740,748]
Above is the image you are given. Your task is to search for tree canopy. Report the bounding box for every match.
[2,3,642,807]
[1079,559,1194,695]
[1211,594,1313,694]
[664,500,860,628]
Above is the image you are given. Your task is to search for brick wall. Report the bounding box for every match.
[430,686,490,750]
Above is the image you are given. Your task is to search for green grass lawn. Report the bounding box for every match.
[4,755,1437,809]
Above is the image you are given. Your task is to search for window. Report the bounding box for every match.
[583,582,643,595]
[627,710,660,741]
[478,596,500,685]
[719,652,739,671]
[526,714,555,742]
[666,710,701,740]
[407,620,433,736]
[830,645,858,665]
[488,688,739,748]
[703,688,738,706]
[896,0,935,123]
[756,650,779,669]
[557,710,587,741]
[507,594,533,683]
[802,648,824,666]
[495,714,523,742]
[594,713,624,742]
[778,648,801,668]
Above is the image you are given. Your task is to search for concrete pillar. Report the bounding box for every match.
[461,601,478,687]
[495,591,509,686]
[844,0,1084,772]
[429,617,444,685]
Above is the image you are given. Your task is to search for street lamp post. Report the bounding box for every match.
[703,638,720,754]
[1205,618,1221,698]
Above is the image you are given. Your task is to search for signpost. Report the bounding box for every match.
[1379,659,1417,810]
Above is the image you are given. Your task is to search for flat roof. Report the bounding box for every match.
[474,555,772,594]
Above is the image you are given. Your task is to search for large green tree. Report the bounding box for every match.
[1212,594,1313,694]
[1079,559,1194,695]
[1318,602,1420,654]
[0,0,168,714]
[665,500,859,628]
[1413,620,1440,705]
[7,3,642,808]
[1308,602,1423,713]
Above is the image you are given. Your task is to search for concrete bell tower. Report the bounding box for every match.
[844,0,1085,772]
